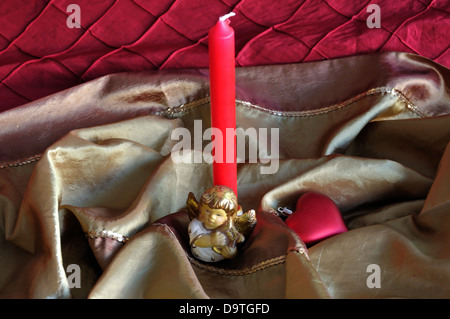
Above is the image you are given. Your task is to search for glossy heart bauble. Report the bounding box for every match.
[285,192,347,246]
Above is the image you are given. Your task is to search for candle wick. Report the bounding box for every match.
[219,12,235,21]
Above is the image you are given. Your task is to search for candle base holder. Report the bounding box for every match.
[186,185,256,263]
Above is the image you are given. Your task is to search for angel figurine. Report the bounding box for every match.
[186,185,256,262]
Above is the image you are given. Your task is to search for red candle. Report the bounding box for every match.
[209,12,237,196]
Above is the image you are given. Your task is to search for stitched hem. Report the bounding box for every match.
[0,154,42,169]
[161,86,425,118]
[153,222,308,277]
[86,230,129,243]
[0,86,423,170]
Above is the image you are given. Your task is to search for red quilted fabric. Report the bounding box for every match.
[0,0,449,112]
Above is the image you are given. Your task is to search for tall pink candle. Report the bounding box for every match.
[208,12,237,196]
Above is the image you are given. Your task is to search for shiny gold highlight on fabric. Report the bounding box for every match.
[0,52,450,298]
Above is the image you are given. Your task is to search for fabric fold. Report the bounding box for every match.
[0,52,449,298]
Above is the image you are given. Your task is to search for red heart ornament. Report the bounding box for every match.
[285,192,347,246]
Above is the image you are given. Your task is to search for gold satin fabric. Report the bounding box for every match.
[0,52,449,298]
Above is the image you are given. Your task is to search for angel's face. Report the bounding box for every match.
[199,203,228,230]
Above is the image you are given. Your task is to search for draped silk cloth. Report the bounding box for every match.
[1,52,450,298]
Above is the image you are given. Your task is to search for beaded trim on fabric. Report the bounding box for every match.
[86,230,129,243]
[0,154,41,169]
[238,87,425,118]
[161,86,425,118]
[0,86,424,170]
[153,222,309,277]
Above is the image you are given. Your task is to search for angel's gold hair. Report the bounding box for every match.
[200,185,237,217]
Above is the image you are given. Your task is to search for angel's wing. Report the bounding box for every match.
[235,209,257,237]
[186,192,199,220]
